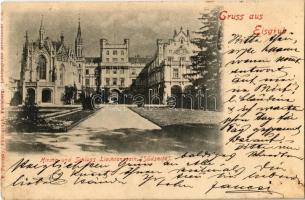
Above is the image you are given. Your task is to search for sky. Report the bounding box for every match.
[4,2,209,79]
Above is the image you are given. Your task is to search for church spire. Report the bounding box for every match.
[173,29,177,37]
[23,31,29,56]
[75,16,83,58]
[39,15,45,47]
[40,15,44,30]
[25,31,29,45]
[76,17,82,44]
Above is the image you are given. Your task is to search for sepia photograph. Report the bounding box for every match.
[5,4,223,154]
[1,1,304,199]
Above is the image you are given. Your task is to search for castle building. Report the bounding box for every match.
[20,17,84,105]
[18,18,191,106]
[83,57,101,92]
[99,39,130,102]
[95,39,149,103]
[131,27,199,105]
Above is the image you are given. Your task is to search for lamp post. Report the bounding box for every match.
[205,88,209,111]
[101,88,105,103]
[148,88,152,106]
[213,96,217,111]
[195,86,204,110]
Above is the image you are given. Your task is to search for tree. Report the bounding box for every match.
[184,8,223,111]
[10,91,22,106]
[19,96,39,122]
[63,86,77,104]
[73,83,78,102]
[80,90,94,110]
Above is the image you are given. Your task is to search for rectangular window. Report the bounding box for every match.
[85,78,90,86]
[85,69,89,75]
[121,50,124,55]
[113,50,117,55]
[106,67,110,74]
[173,68,179,79]
[168,57,174,62]
[121,58,124,62]
[113,58,118,62]
[106,50,109,55]
[113,78,117,86]
[113,67,117,74]
[106,78,110,86]
[120,78,125,86]
[180,57,186,61]
[106,58,110,62]
[120,68,124,74]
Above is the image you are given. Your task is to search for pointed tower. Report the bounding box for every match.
[39,15,45,47]
[22,31,29,72]
[75,17,83,58]
[24,31,29,53]
[173,29,177,37]
[186,28,190,41]
[60,32,64,44]
[20,30,31,93]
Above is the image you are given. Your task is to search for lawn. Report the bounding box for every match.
[129,107,223,152]
[7,108,98,133]
[53,109,97,130]
[129,107,222,127]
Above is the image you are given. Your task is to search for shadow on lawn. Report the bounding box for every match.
[6,133,66,153]
[7,141,62,153]
[6,123,221,153]
[79,123,222,153]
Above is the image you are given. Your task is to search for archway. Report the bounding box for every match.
[26,88,36,104]
[171,85,182,108]
[183,85,196,109]
[42,89,52,103]
[110,89,120,103]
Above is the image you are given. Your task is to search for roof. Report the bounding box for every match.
[129,56,152,64]
[85,57,101,63]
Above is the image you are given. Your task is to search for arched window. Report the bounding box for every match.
[38,55,47,80]
[42,89,52,103]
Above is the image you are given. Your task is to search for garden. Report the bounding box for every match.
[7,95,100,133]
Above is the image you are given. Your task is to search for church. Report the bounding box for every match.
[19,17,150,105]
[20,17,85,105]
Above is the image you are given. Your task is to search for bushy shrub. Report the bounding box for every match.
[7,99,41,132]
[18,100,39,122]
[10,92,22,106]
[63,86,77,104]
[80,92,94,110]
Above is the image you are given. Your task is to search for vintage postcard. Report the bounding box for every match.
[0,0,304,199]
